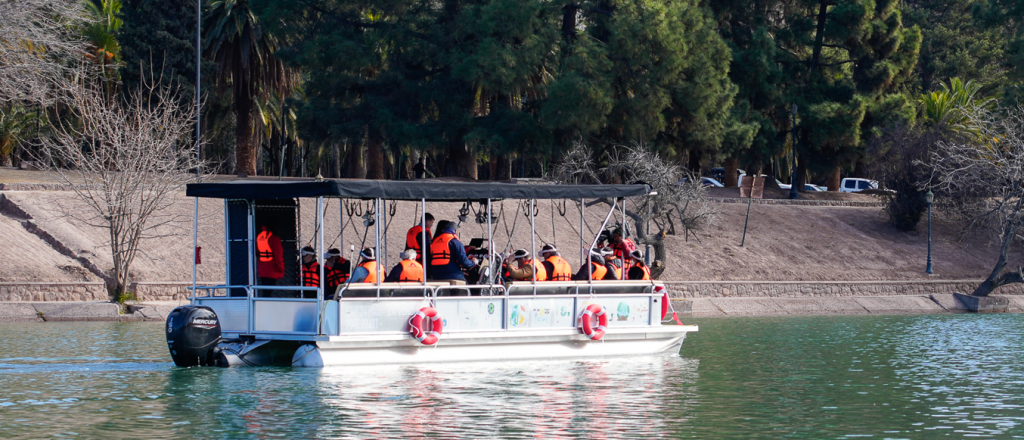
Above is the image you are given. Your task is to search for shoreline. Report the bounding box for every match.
[3,293,1021,322]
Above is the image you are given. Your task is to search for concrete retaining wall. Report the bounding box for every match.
[663,280,1024,299]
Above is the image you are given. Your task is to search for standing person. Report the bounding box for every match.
[428,221,477,282]
[256,225,284,296]
[300,246,319,299]
[539,244,573,281]
[610,227,637,270]
[627,250,652,281]
[413,157,428,179]
[348,248,380,284]
[573,249,608,281]
[385,249,425,282]
[405,213,434,261]
[323,248,350,299]
[504,249,548,282]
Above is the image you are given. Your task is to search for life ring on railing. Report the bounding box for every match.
[580,304,608,341]
[657,285,669,320]
[409,307,443,345]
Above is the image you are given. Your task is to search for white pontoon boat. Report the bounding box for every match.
[165,179,697,367]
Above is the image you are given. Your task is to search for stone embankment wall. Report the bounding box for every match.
[0,281,221,302]
[664,280,1024,299]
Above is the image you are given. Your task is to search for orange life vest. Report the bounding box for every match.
[302,261,320,287]
[406,225,428,260]
[358,260,378,284]
[430,233,456,266]
[256,230,275,262]
[398,260,424,282]
[589,262,607,280]
[605,257,623,280]
[325,265,348,287]
[525,259,548,281]
[546,256,573,281]
[635,263,652,281]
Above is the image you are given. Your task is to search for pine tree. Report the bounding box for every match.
[118,0,199,105]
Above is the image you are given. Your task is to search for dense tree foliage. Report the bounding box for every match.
[118,0,200,105]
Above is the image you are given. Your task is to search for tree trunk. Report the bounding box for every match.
[348,138,366,179]
[561,3,578,45]
[724,157,739,187]
[234,91,256,176]
[367,131,385,180]
[826,166,841,191]
[331,142,341,178]
[447,142,478,179]
[809,0,828,74]
[687,149,702,175]
[796,153,808,190]
[973,216,1023,297]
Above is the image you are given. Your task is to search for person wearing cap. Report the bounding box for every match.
[323,248,350,298]
[300,246,320,298]
[627,249,652,281]
[611,227,637,271]
[573,249,608,281]
[348,248,381,284]
[539,244,573,281]
[429,220,477,281]
[405,213,434,261]
[601,246,624,280]
[504,249,549,282]
[385,249,425,282]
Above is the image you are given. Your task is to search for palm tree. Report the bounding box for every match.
[204,0,292,176]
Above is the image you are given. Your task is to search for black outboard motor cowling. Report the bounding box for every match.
[166,305,222,367]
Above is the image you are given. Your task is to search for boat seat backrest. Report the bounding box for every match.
[504,282,574,296]
[337,282,449,298]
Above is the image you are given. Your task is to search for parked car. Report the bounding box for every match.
[777,179,826,191]
[677,177,724,188]
[710,167,746,183]
[840,178,878,193]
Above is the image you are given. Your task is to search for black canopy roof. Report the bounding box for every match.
[186,179,651,201]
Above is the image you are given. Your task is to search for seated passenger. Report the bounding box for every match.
[573,249,608,281]
[324,248,350,299]
[428,221,477,282]
[601,247,624,280]
[505,249,548,282]
[385,250,425,282]
[539,244,573,281]
[611,227,638,272]
[348,248,380,284]
[627,249,652,281]
[300,246,319,299]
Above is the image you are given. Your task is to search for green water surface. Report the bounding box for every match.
[1,314,1023,438]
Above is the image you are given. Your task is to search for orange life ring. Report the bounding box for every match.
[409,307,443,345]
[580,304,608,341]
[657,285,669,320]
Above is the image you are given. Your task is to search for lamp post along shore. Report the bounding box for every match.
[789,104,799,200]
[926,189,934,274]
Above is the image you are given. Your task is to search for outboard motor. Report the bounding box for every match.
[166,305,222,367]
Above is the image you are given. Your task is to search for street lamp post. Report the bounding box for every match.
[789,104,799,199]
[926,189,934,274]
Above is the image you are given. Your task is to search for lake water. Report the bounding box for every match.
[2,314,1024,438]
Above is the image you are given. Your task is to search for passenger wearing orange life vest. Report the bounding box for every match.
[404,213,434,261]
[256,225,284,287]
[627,249,652,281]
[538,244,573,281]
[348,248,380,284]
[600,247,625,280]
[573,248,609,280]
[323,248,350,299]
[299,246,320,298]
[385,249,425,282]
[428,221,477,281]
[504,249,548,282]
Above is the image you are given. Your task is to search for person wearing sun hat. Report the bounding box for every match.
[504,249,548,282]
[600,246,624,280]
[539,244,573,281]
[348,248,380,284]
[573,248,608,280]
[627,249,652,281]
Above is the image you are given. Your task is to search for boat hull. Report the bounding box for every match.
[290,326,695,367]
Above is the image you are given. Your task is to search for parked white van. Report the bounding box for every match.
[840,178,878,193]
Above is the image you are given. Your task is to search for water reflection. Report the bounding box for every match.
[4,316,1024,438]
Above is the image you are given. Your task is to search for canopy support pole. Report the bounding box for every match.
[487,199,494,287]
[421,199,427,290]
[531,198,536,296]
[317,196,325,331]
[375,198,382,298]
[588,198,618,292]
